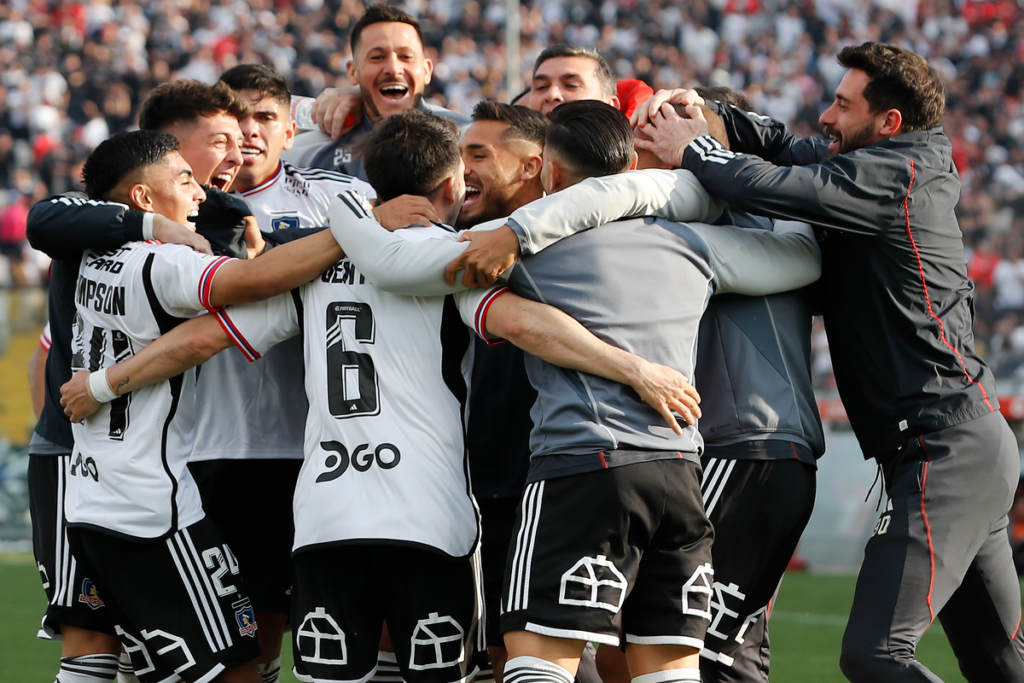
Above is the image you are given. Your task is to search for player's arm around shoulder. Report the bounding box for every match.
[693,220,821,297]
[454,286,701,430]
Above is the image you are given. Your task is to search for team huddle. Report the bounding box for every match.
[23,4,1024,683]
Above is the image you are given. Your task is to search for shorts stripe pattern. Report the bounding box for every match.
[52,461,78,609]
[507,481,544,613]
[166,529,234,652]
[701,458,736,517]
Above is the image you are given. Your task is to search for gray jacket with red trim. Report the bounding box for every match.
[680,103,997,459]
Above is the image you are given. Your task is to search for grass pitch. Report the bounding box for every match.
[1,555,970,682]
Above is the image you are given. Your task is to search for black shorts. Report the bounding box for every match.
[28,454,117,640]
[291,544,480,683]
[477,496,520,648]
[500,458,714,649]
[189,458,301,615]
[67,518,261,683]
[698,455,816,671]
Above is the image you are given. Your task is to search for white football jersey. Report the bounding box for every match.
[66,241,232,539]
[217,223,505,558]
[191,161,375,462]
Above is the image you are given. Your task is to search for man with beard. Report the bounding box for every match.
[284,4,469,180]
[634,42,1024,682]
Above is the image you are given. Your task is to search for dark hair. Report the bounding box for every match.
[83,130,180,201]
[472,101,549,148]
[219,64,291,106]
[546,100,633,180]
[139,80,251,131]
[361,110,461,202]
[510,87,532,105]
[694,86,756,113]
[837,42,945,132]
[533,44,616,100]
[351,4,424,55]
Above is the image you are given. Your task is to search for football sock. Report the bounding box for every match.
[503,656,575,683]
[370,650,405,683]
[632,669,701,683]
[258,656,282,683]
[55,653,119,683]
[117,651,140,683]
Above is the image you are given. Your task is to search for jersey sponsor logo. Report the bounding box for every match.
[76,277,126,317]
[271,213,300,231]
[285,173,311,197]
[408,612,466,670]
[316,441,401,482]
[558,555,628,613]
[296,607,348,665]
[85,256,125,274]
[233,598,258,637]
[69,453,99,482]
[681,562,714,620]
[79,578,105,609]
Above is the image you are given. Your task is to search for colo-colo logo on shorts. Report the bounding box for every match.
[316,441,401,482]
[79,579,105,609]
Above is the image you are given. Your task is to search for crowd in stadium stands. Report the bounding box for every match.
[0,0,1022,384]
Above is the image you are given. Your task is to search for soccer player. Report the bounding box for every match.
[526,44,621,116]
[64,129,358,683]
[186,63,375,683]
[60,110,699,683]
[284,3,469,179]
[635,42,1024,682]
[326,100,822,683]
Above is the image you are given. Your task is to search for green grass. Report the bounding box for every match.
[0,556,974,682]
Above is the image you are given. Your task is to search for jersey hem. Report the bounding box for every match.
[292,537,476,561]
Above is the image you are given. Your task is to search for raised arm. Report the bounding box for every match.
[28,194,211,261]
[459,288,700,432]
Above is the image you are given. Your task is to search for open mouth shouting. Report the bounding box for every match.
[463,183,482,209]
[209,169,236,191]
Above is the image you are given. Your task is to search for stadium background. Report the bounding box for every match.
[0,0,1021,679]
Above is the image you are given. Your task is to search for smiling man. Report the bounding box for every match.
[284,4,469,179]
[634,42,1024,682]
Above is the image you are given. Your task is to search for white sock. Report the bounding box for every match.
[258,656,282,683]
[117,651,140,683]
[55,654,119,683]
[503,656,575,683]
[370,650,405,683]
[632,669,701,683]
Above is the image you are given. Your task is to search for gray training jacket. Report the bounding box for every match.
[695,211,824,463]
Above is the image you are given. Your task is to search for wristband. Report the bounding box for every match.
[87,368,119,403]
[142,213,156,241]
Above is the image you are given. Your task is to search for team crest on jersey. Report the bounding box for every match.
[79,579,105,609]
[233,598,258,637]
[271,213,300,231]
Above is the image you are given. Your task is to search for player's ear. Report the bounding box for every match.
[629,150,638,171]
[422,56,434,85]
[346,58,359,87]
[127,182,154,212]
[283,119,297,151]
[548,159,565,193]
[521,154,543,182]
[879,108,903,137]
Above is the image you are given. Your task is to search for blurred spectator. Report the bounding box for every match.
[0,0,1019,389]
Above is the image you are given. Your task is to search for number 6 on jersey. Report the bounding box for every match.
[326,301,380,418]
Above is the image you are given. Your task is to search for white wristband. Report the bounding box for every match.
[142,213,156,241]
[87,368,119,403]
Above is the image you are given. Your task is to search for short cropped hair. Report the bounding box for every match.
[351,4,424,55]
[139,80,251,131]
[837,42,945,132]
[471,101,549,148]
[361,110,461,202]
[219,64,291,106]
[83,130,180,201]
[533,44,616,100]
[694,86,755,113]
[546,100,633,180]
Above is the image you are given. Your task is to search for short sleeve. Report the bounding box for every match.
[149,244,233,315]
[454,285,510,347]
[214,292,300,361]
